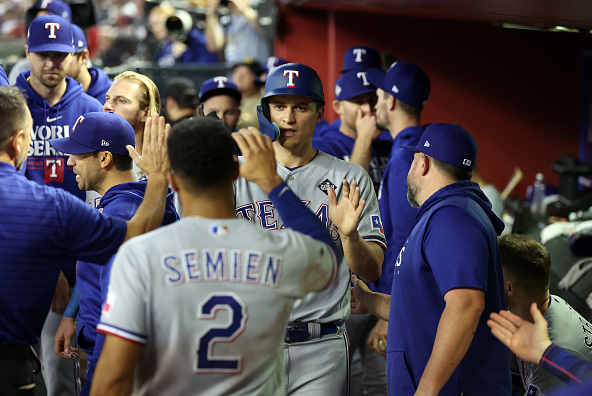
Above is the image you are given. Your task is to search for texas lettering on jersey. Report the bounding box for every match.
[235,199,340,241]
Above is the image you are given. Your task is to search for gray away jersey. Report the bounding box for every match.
[517,295,592,395]
[234,151,387,325]
[97,217,337,396]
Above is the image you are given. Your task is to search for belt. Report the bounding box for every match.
[285,322,338,343]
[0,345,41,373]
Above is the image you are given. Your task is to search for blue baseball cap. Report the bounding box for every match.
[401,123,477,172]
[335,71,376,101]
[341,46,382,73]
[27,14,75,53]
[49,112,135,156]
[198,76,242,104]
[28,0,72,21]
[366,61,430,107]
[72,24,87,51]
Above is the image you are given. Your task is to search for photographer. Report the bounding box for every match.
[148,4,219,67]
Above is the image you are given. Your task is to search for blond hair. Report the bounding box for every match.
[114,71,161,116]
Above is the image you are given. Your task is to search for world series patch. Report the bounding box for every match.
[318,179,336,195]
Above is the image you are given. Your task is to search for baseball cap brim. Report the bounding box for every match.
[338,85,377,101]
[400,144,419,153]
[199,88,242,105]
[49,136,96,155]
[365,68,386,92]
[28,43,74,53]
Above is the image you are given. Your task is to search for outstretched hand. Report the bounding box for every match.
[487,303,552,364]
[54,316,78,360]
[128,114,171,178]
[328,179,366,238]
[232,127,283,194]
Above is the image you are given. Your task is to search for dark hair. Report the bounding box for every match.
[0,86,28,152]
[92,152,133,171]
[498,234,551,297]
[431,157,472,181]
[167,116,237,190]
[166,77,198,110]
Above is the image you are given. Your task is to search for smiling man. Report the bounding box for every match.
[233,62,386,395]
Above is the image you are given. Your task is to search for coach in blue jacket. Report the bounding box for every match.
[351,123,511,395]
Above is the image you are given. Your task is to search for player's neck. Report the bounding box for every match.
[273,142,317,169]
[95,170,137,196]
[77,68,92,92]
[389,115,420,140]
[339,120,357,139]
[181,185,237,218]
[28,75,67,107]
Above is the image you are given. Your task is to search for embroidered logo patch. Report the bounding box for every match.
[318,179,336,195]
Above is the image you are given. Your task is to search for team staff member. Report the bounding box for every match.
[13,14,104,395]
[0,86,171,394]
[49,112,179,395]
[234,63,386,395]
[351,123,510,395]
[67,24,112,105]
[91,119,346,395]
[198,76,242,131]
[498,234,592,395]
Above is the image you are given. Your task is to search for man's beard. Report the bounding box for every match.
[406,179,420,208]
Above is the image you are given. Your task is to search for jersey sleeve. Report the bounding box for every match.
[58,190,127,264]
[96,242,148,345]
[354,170,387,250]
[423,206,489,297]
[539,344,591,387]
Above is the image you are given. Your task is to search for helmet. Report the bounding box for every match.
[263,63,324,104]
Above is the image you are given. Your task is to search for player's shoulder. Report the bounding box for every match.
[314,151,368,176]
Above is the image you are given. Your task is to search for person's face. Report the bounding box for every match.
[149,12,169,40]
[202,95,241,131]
[406,152,421,208]
[231,66,256,93]
[268,95,323,150]
[339,92,377,132]
[67,152,101,191]
[27,50,73,88]
[374,88,390,131]
[67,52,84,80]
[16,107,33,171]
[103,80,147,130]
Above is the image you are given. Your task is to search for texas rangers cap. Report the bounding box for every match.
[72,24,88,52]
[49,112,135,156]
[366,61,430,107]
[198,76,242,104]
[401,123,477,172]
[335,71,376,101]
[27,14,75,53]
[28,0,72,21]
[340,46,382,73]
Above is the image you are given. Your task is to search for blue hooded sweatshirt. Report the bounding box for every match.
[15,71,103,201]
[76,182,179,364]
[86,66,112,105]
[0,66,8,86]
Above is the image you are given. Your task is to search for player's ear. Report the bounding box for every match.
[99,151,112,168]
[81,49,91,64]
[140,107,150,123]
[169,172,180,192]
[25,46,30,60]
[388,95,396,111]
[315,103,325,123]
[332,100,341,115]
[7,129,26,157]
[419,153,430,176]
[507,280,515,296]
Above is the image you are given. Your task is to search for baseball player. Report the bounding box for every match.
[49,112,179,396]
[198,76,242,131]
[233,63,386,395]
[13,14,104,395]
[90,118,343,395]
[0,85,172,394]
[67,24,112,105]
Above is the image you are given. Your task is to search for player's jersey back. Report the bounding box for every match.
[98,217,336,395]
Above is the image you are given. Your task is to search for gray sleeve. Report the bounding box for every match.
[353,169,387,249]
[96,241,149,344]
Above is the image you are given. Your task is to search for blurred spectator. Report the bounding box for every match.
[68,24,112,104]
[164,77,198,126]
[148,4,218,67]
[205,0,270,65]
[231,58,264,129]
[198,76,242,131]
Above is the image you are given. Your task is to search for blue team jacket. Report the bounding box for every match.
[76,181,179,360]
[86,66,112,105]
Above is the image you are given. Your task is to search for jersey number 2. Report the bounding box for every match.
[196,292,247,373]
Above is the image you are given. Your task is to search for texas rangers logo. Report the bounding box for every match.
[317,179,336,195]
[283,70,300,87]
[45,22,61,39]
[526,385,540,396]
[335,84,342,98]
[371,215,384,235]
[357,72,370,86]
[353,48,366,63]
[73,115,85,133]
[214,76,228,88]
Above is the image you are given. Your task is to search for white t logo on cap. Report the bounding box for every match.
[45,22,61,39]
[214,76,228,88]
[283,70,300,87]
[357,72,370,86]
[353,48,366,63]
